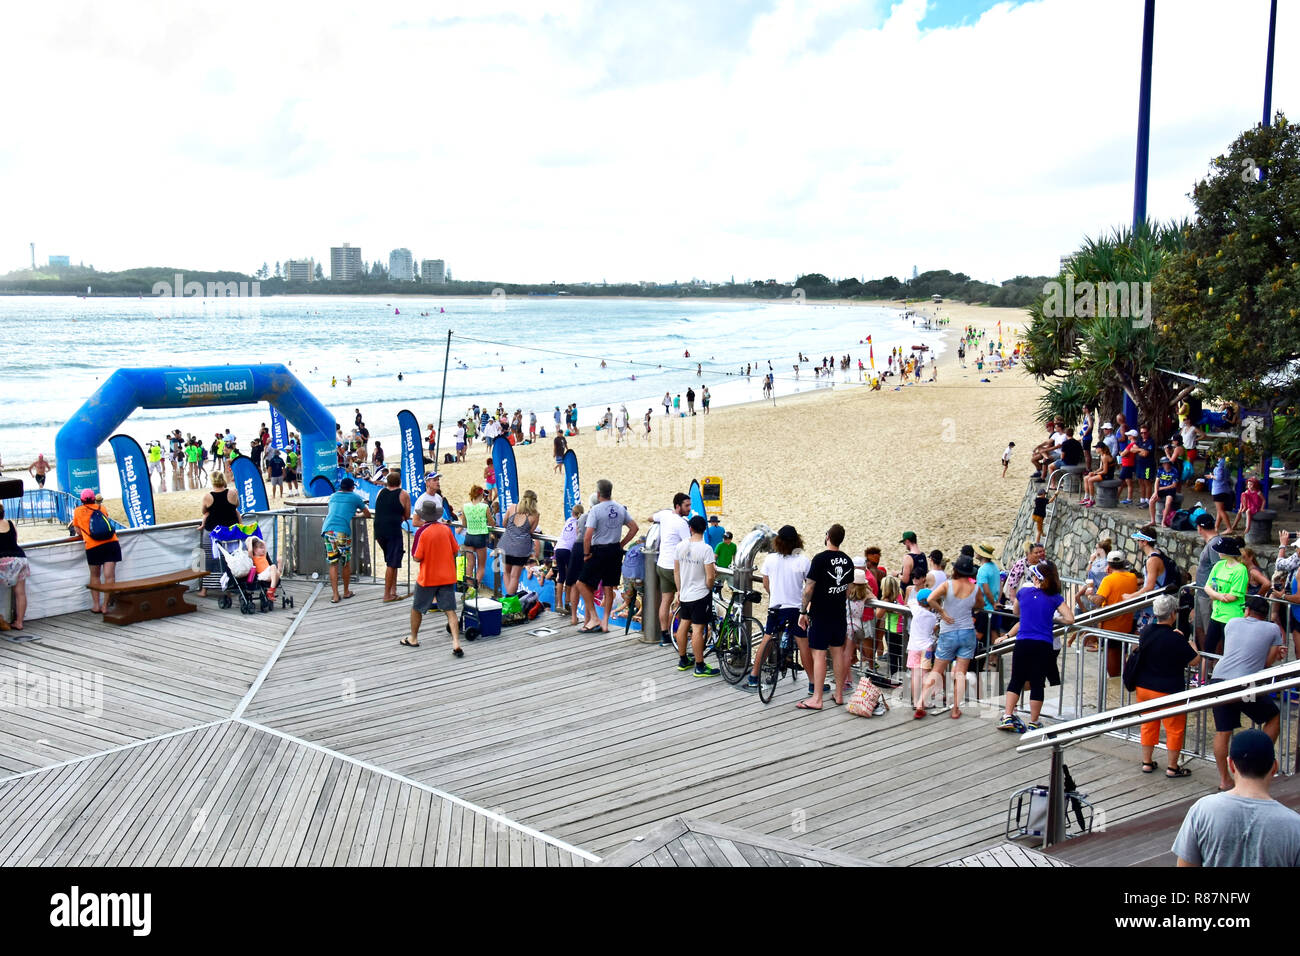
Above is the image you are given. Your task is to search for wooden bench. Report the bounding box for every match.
[87,570,205,626]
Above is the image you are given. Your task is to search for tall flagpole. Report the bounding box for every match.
[1132,0,1155,232]
[1263,0,1277,127]
[434,329,451,469]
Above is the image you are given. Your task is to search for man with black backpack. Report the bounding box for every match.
[71,488,120,615]
[1124,525,1183,632]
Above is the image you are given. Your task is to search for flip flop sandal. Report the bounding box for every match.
[1166,767,1192,778]
[453,647,464,658]
[399,638,419,647]
[1141,762,1157,773]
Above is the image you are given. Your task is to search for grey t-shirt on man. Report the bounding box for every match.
[585,499,631,546]
[1172,793,1300,866]
[1213,617,1283,681]
[1195,541,1218,587]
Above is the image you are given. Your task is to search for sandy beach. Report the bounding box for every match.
[16,299,1041,564]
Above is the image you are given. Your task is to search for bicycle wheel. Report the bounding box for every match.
[718,616,754,685]
[757,636,781,704]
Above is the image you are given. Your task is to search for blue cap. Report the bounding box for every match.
[917,588,932,603]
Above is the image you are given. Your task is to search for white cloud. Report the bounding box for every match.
[0,0,1292,282]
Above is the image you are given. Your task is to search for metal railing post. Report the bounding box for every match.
[640,528,659,644]
[1045,745,1068,848]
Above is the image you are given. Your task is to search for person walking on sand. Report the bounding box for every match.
[402,498,464,657]
[796,523,854,710]
[663,392,672,417]
[644,409,652,437]
[1000,442,1014,478]
[553,432,568,473]
[27,454,50,489]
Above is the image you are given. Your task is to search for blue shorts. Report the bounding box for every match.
[764,607,805,639]
[935,627,977,662]
[1119,465,1135,480]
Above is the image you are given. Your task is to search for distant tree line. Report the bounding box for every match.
[0,265,1052,307]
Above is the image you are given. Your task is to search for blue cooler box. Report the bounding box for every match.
[465,598,502,637]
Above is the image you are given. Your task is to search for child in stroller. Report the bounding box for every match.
[212,523,293,613]
[249,538,281,601]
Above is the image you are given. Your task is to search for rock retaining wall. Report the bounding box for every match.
[1001,480,1279,581]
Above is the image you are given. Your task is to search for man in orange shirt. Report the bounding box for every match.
[402,498,463,656]
[1095,550,1140,669]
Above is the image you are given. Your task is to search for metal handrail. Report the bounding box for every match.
[1018,650,1300,849]
[1020,659,1300,753]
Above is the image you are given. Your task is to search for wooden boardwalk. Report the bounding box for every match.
[0,583,1213,865]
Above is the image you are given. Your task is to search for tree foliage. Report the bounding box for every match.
[1155,113,1300,412]
[1022,223,1186,429]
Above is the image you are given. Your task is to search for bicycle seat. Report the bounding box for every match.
[745,590,763,604]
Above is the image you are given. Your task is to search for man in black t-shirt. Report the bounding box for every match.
[1047,427,1084,481]
[798,523,855,711]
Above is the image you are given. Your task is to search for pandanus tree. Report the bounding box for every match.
[1023,223,1187,430]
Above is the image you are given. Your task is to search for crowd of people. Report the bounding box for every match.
[1030,402,1265,536]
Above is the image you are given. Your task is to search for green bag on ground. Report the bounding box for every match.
[500,595,523,616]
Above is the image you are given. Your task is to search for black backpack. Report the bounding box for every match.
[1171,509,1193,532]
[1152,549,1184,594]
[444,453,455,464]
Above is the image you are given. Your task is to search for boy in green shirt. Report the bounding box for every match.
[1204,535,1249,656]
[714,531,737,569]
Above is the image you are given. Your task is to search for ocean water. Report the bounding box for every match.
[0,293,941,489]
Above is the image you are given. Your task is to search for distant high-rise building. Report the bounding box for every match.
[330,243,363,281]
[284,258,314,282]
[389,248,414,281]
[48,255,70,268]
[420,259,446,284]
[912,265,918,279]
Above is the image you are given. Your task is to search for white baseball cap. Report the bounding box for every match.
[1101,422,1114,429]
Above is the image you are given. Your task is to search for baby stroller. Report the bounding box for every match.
[211,524,294,614]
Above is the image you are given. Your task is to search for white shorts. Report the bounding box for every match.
[257,568,275,582]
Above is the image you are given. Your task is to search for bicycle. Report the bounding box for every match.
[757,618,804,704]
[669,584,759,685]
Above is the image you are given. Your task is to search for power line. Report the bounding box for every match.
[457,330,1010,389]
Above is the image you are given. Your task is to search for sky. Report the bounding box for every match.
[0,0,1293,284]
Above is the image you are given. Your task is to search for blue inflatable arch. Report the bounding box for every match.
[55,364,338,498]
